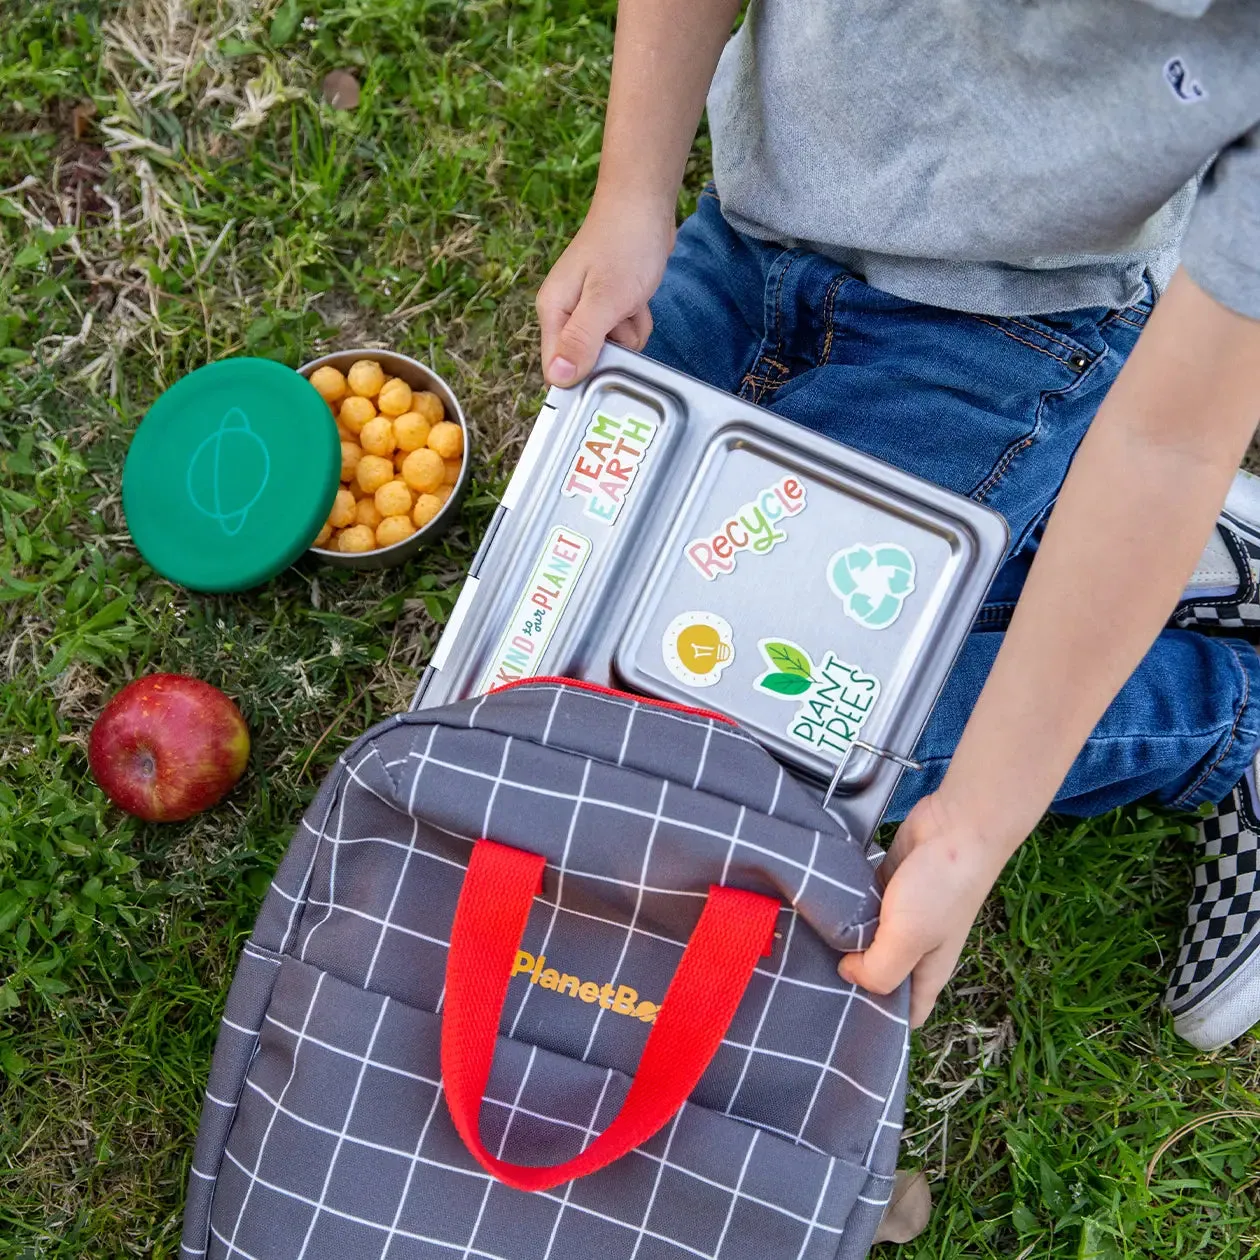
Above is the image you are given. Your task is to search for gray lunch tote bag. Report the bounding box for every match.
[181,678,910,1260]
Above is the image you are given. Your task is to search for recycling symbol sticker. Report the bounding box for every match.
[827,542,916,630]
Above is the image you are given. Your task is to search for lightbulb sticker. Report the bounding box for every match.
[662,611,736,689]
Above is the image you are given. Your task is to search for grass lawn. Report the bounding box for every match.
[1,2,1258,1256]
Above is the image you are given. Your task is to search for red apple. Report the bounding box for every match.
[88,674,250,822]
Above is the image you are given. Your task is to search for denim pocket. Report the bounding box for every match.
[962,311,1102,373]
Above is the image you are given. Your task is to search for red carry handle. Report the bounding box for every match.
[441,839,781,1192]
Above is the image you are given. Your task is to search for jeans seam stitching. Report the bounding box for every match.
[1170,639,1254,809]
[1004,315,1093,359]
[820,273,847,364]
[970,348,1105,504]
[971,390,1050,503]
[969,314,1078,367]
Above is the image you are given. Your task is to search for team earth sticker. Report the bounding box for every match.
[754,638,880,762]
[685,475,807,580]
[827,542,916,630]
[561,408,658,525]
[661,610,735,689]
[481,526,592,691]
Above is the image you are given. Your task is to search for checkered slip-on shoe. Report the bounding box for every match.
[1165,765,1260,1051]
[1173,470,1260,637]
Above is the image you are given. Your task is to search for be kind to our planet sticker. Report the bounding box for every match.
[481,526,592,691]
[685,475,806,580]
[561,408,658,525]
[662,611,735,689]
[828,542,916,629]
[755,638,880,762]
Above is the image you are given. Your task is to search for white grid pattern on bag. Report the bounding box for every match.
[494,683,763,750]
[292,997,390,1259]
[390,749,867,902]
[285,860,904,1029]
[213,1081,853,1260]
[194,686,903,1259]
[460,1044,539,1260]
[507,757,594,1036]
[539,1068,616,1260]
[580,777,672,1062]
[221,971,327,1258]
[231,1012,861,1238]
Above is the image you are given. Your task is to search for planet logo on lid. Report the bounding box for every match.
[662,611,735,689]
[185,406,272,537]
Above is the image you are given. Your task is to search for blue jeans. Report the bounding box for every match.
[645,191,1260,819]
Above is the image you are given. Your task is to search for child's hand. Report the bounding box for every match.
[536,190,676,388]
[839,792,1007,1027]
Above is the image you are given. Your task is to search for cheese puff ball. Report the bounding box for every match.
[359,416,396,458]
[328,486,357,529]
[309,365,347,405]
[442,457,461,487]
[355,498,383,530]
[393,411,431,453]
[401,447,444,494]
[337,524,377,553]
[411,391,445,426]
[340,441,363,483]
[377,377,413,417]
[336,418,354,442]
[427,421,464,461]
[356,454,396,494]
[375,515,415,549]
[434,485,452,506]
[339,394,376,436]
[375,479,414,519]
[350,478,369,499]
[411,493,443,530]
[347,359,385,399]
[313,521,333,548]
[394,450,409,472]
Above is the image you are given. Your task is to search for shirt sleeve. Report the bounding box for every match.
[1180,124,1260,321]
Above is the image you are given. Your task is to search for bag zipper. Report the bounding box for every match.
[488,675,739,727]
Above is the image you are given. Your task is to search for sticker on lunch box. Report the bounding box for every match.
[827,542,917,630]
[561,408,658,525]
[481,526,592,691]
[661,610,735,689]
[754,638,880,762]
[685,475,807,580]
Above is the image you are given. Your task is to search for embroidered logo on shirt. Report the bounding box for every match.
[1164,57,1207,104]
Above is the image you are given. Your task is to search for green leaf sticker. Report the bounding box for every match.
[761,640,812,678]
[758,671,812,697]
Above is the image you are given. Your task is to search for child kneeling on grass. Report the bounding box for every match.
[537,0,1260,1051]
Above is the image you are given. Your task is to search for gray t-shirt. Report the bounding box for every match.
[707,0,1260,317]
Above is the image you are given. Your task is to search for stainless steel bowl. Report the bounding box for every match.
[300,349,471,570]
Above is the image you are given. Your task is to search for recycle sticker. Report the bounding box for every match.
[827,542,916,630]
[754,638,880,762]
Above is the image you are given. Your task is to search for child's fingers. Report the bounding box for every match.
[550,278,628,386]
[838,925,922,996]
[908,948,957,1027]
[607,307,653,353]
[537,267,582,384]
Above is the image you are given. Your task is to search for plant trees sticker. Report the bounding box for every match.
[685,475,807,580]
[754,638,880,761]
[561,408,658,525]
[661,611,735,689]
[480,527,592,691]
[827,542,916,629]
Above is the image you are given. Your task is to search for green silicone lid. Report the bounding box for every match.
[122,358,340,592]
